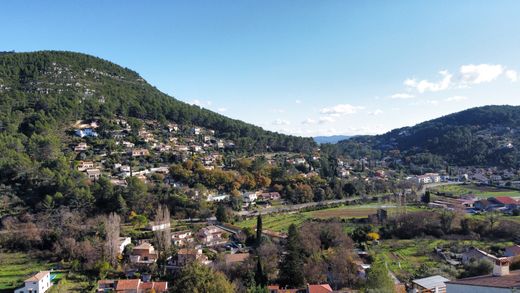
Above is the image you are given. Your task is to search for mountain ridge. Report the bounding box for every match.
[0,50,315,153]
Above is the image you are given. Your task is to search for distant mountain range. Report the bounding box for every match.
[335,105,520,169]
[313,135,352,144]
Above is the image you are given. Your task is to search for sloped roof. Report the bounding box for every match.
[115,279,140,290]
[307,284,333,293]
[446,270,520,288]
[25,271,50,282]
[413,275,450,289]
[494,196,518,205]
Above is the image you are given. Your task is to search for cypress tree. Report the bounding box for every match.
[256,214,263,247]
[278,224,305,287]
[254,257,268,286]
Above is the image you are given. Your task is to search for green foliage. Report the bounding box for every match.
[172,262,234,293]
[278,224,305,288]
[365,258,395,293]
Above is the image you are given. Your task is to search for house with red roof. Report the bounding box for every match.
[489,196,519,210]
[96,279,168,292]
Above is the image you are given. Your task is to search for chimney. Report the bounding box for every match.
[493,257,510,276]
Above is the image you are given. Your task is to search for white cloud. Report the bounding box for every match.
[295,99,302,104]
[426,100,439,105]
[444,96,468,102]
[390,93,415,99]
[368,109,383,116]
[318,116,335,124]
[404,70,452,93]
[271,108,285,113]
[272,119,290,126]
[460,64,504,84]
[506,69,518,82]
[217,107,227,112]
[320,104,364,115]
[301,118,317,125]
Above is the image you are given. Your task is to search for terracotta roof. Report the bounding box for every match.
[494,196,518,205]
[308,284,333,293]
[138,281,168,292]
[446,270,520,288]
[25,271,50,282]
[115,279,140,291]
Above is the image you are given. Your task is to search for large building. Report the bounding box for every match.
[446,258,520,292]
[14,271,52,293]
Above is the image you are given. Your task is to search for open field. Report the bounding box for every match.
[236,203,424,232]
[0,252,54,291]
[431,184,520,198]
[376,238,516,281]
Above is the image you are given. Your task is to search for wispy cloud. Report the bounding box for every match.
[390,93,415,99]
[272,119,290,126]
[506,70,518,82]
[217,107,228,112]
[444,95,468,102]
[368,109,383,116]
[295,99,302,104]
[301,118,316,125]
[320,104,364,115]
[318,116,335,124]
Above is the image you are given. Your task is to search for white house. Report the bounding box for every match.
[15,271,52,293]
[147,221,171,231]
[117,237,131,254]
[85,168,101,180]
[207,194,230,202]
[242,192,258,204]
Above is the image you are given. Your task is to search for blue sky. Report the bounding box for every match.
[2,1,520,136]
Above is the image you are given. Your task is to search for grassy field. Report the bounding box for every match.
[431,184,520,198]
[235,204,423,232]
[0,252,54,291]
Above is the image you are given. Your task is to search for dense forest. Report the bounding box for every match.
[333,105,520,170]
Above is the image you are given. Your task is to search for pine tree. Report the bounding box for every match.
[278,224,305,287]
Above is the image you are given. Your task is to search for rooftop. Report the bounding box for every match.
[446,269,520,288]
[413,275,450,289]
[25,271,50,282]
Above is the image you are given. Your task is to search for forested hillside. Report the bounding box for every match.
[0,51,314,153]
[334,105,520,170]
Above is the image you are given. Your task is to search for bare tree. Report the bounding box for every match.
[154,205,171,273]
[104,212,121,267]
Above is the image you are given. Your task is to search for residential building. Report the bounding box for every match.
[77,161,94,171]
[446,258,520,292]
[206,194,230,202]
[132,148,150,157]
[117,237,131,254]
[411,275,449,293]
[197,225,227,247]
[74,142,88,152]
[86,169,101,180]
[146,220,170,231]
[96,279,168,293]
[259,192,281,201]
[130,242,158,264]
[461,248,497,265]
[169,248,210,268]
[75,128,98,138]
[171,230,194,247]
[14,271,52,293]
[243,192,259,204]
